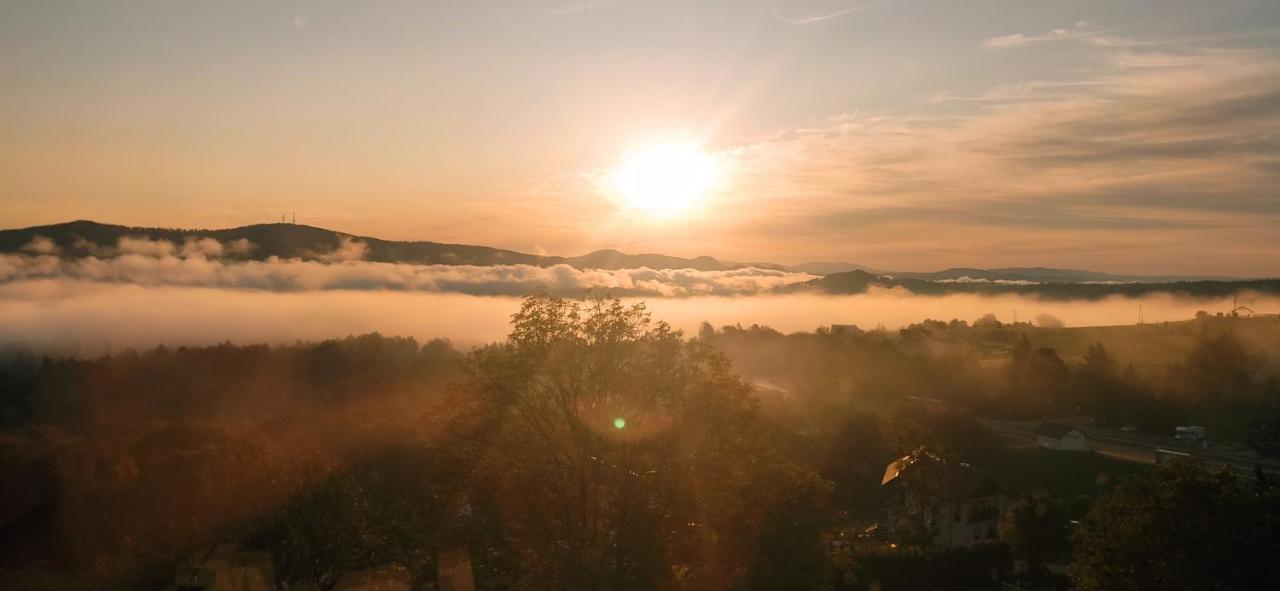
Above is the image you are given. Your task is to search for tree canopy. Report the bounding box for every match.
[453,294,836,589]
[1071,459,1280,591]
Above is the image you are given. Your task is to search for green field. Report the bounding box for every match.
[968,316,1280,371]
[986,448,1151,501]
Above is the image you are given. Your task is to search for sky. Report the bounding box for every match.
[2,0,1278,275]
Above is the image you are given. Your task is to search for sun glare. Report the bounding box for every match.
[612,142,720,215]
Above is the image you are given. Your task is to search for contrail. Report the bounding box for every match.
[771,2,887,25]
[548,0,618,16]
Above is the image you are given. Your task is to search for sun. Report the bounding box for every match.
[611,141,721,215]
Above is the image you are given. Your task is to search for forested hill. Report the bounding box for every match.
[1,221,1268,291]
[788,269,1280,300]
[0,220,756,271]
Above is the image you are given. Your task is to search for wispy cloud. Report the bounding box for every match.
[20,236,59,255]
[770,2,886,25]
[694,34,1280,274]
[982,22,1100,49]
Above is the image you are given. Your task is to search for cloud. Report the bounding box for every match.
[117,236,177,257]
[1,281,1271,354]
[700,34,1280,275]
[225,238,255,257]
[95,236,255,260]
[21,236,59,255]
[0,241,816,298]
[1034,313,1065,328]
[982,22,1098,49]
[0,235,816,298]
[313,236,369,262]
[180,238,224,259]
[936,277,1039,286]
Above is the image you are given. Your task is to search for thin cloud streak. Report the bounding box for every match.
[547,0,619,16]
[770,1,886,25]
[982,22,1102,49]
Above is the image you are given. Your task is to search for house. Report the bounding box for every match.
[1035,422,1090,451]
[881,450,1011,548]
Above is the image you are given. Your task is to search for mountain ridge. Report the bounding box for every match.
[0,220,748,272]
[788,269,1280,301]
[0,220,1262,282]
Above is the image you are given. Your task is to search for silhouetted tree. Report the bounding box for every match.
[454,294,835,588]
[1000,495,1067,581]
[1071,459,1280,590]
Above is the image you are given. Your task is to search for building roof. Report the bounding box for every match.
[881,449,1002,501]
[1035,422,1081,439]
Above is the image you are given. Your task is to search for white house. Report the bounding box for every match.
[1035,423,1091,451]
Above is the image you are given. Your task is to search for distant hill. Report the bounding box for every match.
[788,270,1280,300]
[787,263,1244,283]
[885,267,1244,284]
[0,221,1265,288]
[788,261,881,275]
[0,220,756,272]
[564,249,726,272]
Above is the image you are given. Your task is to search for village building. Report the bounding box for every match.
[881,450,1011,548]
[1035,423,1091,451]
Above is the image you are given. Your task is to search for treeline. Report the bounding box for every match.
[796,269,1280,299]
[0,334,462,587]
[0,334,461,430]
[1,297,1279,589]
[703,317,1280,443]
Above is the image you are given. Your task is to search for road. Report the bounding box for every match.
[980,417,1280,481]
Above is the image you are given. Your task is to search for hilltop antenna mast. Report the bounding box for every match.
[292,211,296,224]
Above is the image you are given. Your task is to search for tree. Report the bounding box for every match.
[1071,459,1280,590]
[823,413,891,519]
[1183,333,1256,402]
[1025,348,1070,393]
[1078,343,1117,383]
[1000,495,1067,581]
[453,294,835,588]
[1004,338,1072,414]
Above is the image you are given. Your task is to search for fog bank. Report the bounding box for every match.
[0,251,813,297]
[3,280,1274,354]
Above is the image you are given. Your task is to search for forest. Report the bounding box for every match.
[1,295,1278,590]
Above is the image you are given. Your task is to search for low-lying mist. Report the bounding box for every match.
[3,279,1274,354]
[0,251,814,297]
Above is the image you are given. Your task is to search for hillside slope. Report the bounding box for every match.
[0,220,746,271]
